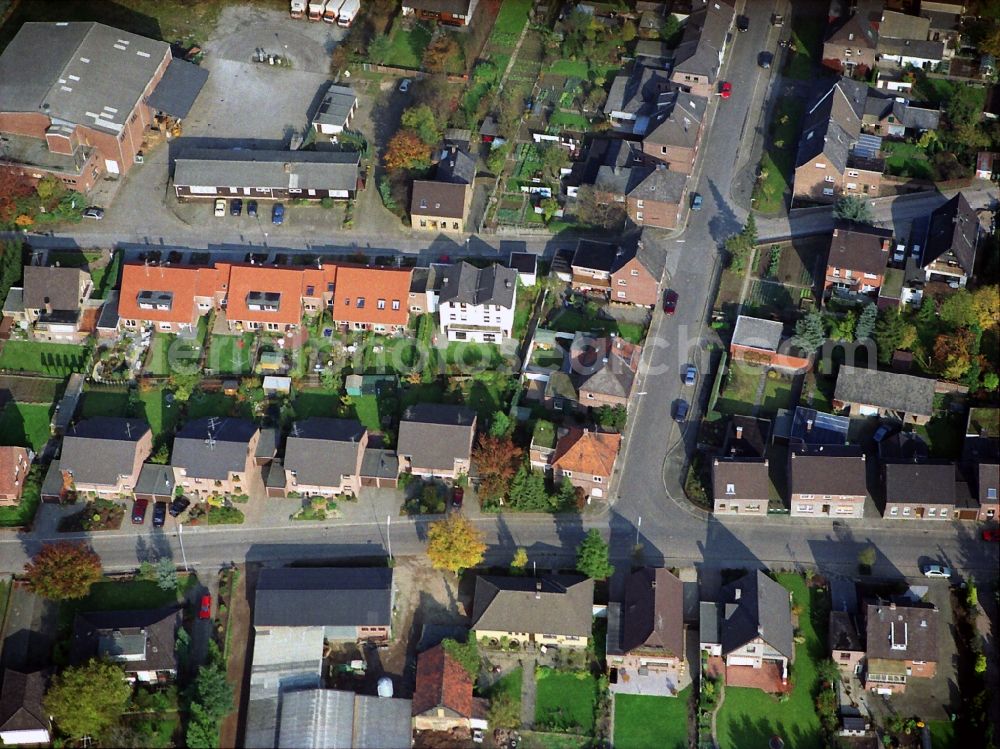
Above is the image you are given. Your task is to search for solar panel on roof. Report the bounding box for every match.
[853,133,883,159]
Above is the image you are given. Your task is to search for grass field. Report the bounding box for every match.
[927,720,955,749]
[883,140,933,179]
[535,668,597,734]
[492,0,532,39]
[185,391,251,421]
[549,309,645,343]
[716,574,824,749]
[58,576,199,631]
[784,15,825,80]
[207,333,254,375]
[549,110,590,131]
[753,149,794,214]
[614,689,690,749]
[0,341,89,376]
[293,388,341,420]
[0,402,52,451]
[382,19,432,69]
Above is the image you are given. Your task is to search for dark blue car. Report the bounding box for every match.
[272,203,285,225]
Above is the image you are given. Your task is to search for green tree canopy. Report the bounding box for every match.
[576,528,614,580]
[855,303,877,342]
[44,660,131,738]
[401,104,443,145]
[793,311,826,352]
[833,195,875,224]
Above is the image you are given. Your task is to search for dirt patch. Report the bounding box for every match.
[219,564,252,749]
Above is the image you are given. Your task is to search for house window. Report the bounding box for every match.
[636,212,644,221]
[833,268,840,277]
[637,200,644,209]
[800,494,814,499]
[357,298,365,308]
[593,476,603,483]
[848,170,859,177]
[726,483,735,495]
[747,503,760,511]
[815,162,826,168]
[928,507,936,516]
[630,269,639,276]
[392,300,400,310]
[903,507,911,516]
[797,504,814,512]
[845,269,853,278]
[824,175,836,183]
[617,291,627,298]
[586,393,595,399]
[890,507,899,515]
[563,470,573,477]
[661,146,667,154]
[846,182,857,190]
[617,279,627,286]
[420,220,427,227]
[823,187,835,196]
[377,299,386,309]
[452,222,459,230]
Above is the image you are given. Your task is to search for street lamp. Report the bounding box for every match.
[177,522,189,572]
[386,515,393,560]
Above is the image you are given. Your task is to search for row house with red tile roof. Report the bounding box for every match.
[117,262,409,334]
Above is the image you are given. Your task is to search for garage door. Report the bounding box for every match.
[728,656,756,667]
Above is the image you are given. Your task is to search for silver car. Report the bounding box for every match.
[920,564,952,579]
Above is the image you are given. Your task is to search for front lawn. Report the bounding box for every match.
[0,341,90,376]
[0,402,52,451]
[535,668,598,734]
[614,689,690,749]
[549,309,645,344]
[382,19,432,69]
[59,576,199,630]
[715,574,824,749]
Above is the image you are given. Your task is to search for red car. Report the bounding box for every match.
[720,81,732,99]
[199,594,212,619]
[663,289,678,315]
[451,486,465,509]
[983,529,1000,542]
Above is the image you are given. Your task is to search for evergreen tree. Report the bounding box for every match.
[855,303,877,341]
[575,529,614,580]
[793,311,826,352]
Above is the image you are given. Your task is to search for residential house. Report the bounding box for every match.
[14,266,92,341]
[397,404,476,480]
[824,223,892,301]
[914,192,979,287]
[626,166,688,229]
[412,643,486,732]
[863,600,939,694]
[60,417,152,496]
[722,415,771,458]
[922,1,964,51]
[0,22,192,192]
[877,11,931,46]
[833,365,935,425]
[0,669,50,746]
[271,690,413,749]
[669,0,735,97]
[471,575,594,649]
[793,77,884,204]
[118,263,224,333]
[877,38,945,69]
[275,418,368,498]
[830,609,865,677]
[606,568,686,691]
[883,462,957,519]
[255,567,394,642]
[551,428,621,501]
[225,264,312,333]
[569,333,642,409]
[410,181,471,232]
[571,240,617,296]
[173,149,361,201]
[509,252,538,286]
[565,137,635,199]
[171,417,261,499]
[861,95,941,139]
[699,570,794,688]
[976,462,998,521]
[0,447,33,505]
[640,89,707,174]
[133,463,175,503]
[789,445,868,518]
[401,0,477,26]
[609,236,663,306]
[71,608,181,683]
[822,13,878,75]
[436,145,476,185]
[729,315,811,372]
[603,65,673,132]
[332,266,411,333]
[711,458,770,515]
[635,39,673,68]
[311,84,358,136]
[429,261,517,344]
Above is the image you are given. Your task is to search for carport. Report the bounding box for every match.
[148,59,210,122]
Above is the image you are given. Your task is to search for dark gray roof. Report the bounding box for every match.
[572,240,617,272]
[312,84,357,127]
[361,448,399,479]
[0,669,49,735]
[620,567,684,656]
[254,567,393,628]
[285,418,366,489]
[699,601,720,645]
[923,8,961,32]
[572,334,639,400]
[173,149,360,191]
[877,37,945,60]
[604,65,673,118]
[256,427,279,461]
[409,267,429,294]
[397,404,476,472]
[610,234,665,279]
[0,22,169,134]
[828,224,892,275]
[436,146,476,185]
[22,266,85,312]
[796,78,869,172]
[627,167,687,204]
[437,262,517,308]
[922,192,979,275]
[147,59,208,118]
[829,611,863,652]
[979,463,999,505]
[884,462,956,505]
[672,0,735,81]
[790,445,868,497]
[723,415,771,458]
[71,608,179,673]
[825,13,877,48]
[719,570,794,659]
[508,252,538,274]
[644,90,707,147]
[134,463,175,498]
[900,105,941,132]
[410,180,468,219]
[61,417,150,486]
[866,601,939,663]
[471,575,594,637]
[732,315,783,351]
[712,458,770,501]
[97,290,120,330]
[834,365,936,418]
[878,10,930,40]
[635,40,673,64]
[171,417,259,480]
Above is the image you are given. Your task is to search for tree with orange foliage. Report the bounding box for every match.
[383,128,432,172]
[933,329,975,381]
[471,434,523,500]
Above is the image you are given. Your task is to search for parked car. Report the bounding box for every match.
[82,206,104,220]
[920,563,952,578]
[152,501,167,527]
[132,498,149,524]
[737,15,749,31]
[759,51,773,69]
[872,424,899,443]
[719,81,732,99]
[272,203,285,225]
[247,200,258,217]
[684,365,697,386]
[214,198,226,217]
[230,198,243,216]
[169,496,191,517]
[674,399,689,423]
[399,78,411,92]
[772,12,784,26]
[690,193,703,210]
[451,486,464,509]
[982,529,1000,542]
[199,594,212,619]
[663,289,678,315]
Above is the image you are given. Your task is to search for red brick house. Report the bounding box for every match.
[863,600,939,694]
[0,447,33,505]
[551,429,621,502]
[824,224,892,301]
[411,644,486,733]
[729,316,810,373]
[822,14,877,76]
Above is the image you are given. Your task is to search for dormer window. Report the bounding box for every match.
[246,291,280,312]
[726,483,735,495]
[137,290,173,311]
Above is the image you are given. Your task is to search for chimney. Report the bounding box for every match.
[735,425,744,440]
[848,32,854,41]
[734,588,741,600]
[284,162,292,173]
[806,419,814,432]
[889,601,896,610]
[535,580,542,599]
